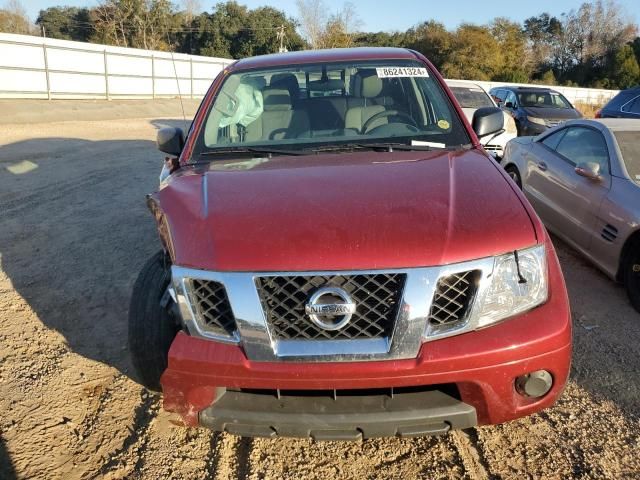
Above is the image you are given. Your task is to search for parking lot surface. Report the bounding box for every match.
[0,101,638,479]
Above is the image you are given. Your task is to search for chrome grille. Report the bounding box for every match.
[190,279,236,336]
[256,274,406,340]
[428,270,480,326]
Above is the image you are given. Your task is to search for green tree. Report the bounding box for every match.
[36,7,93,42]
[610,44,640,89]
[194,2,303,58]
[405,21,452,68]
[353,31,406,48]
[442,24,501,80]
[92,0,175,50]
[632,37,640,65]
[491,18,530,82]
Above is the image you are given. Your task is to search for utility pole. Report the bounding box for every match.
[277,25,287,53]
[41,25,46,38]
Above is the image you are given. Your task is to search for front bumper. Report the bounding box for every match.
[161,238,571,439]
[200,387,477,440]
[161,256,571,438]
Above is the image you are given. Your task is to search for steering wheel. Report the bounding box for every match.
[362,110,418,134]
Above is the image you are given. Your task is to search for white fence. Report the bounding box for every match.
[0,33,232,99]
[0,33,619,105]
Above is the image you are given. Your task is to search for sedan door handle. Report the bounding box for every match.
[537,161,548,171]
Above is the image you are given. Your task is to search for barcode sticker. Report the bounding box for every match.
[376,67,429,78]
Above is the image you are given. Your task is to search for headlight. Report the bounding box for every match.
[476,245,548,327]
[527,116,547,126]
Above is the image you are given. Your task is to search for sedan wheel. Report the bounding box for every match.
[505,165,522,189]
[625,248,640,313]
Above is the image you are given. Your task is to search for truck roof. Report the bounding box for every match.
[231,47,419,71]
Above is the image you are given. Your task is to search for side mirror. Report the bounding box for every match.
[575,162,602,181]
[157,127,185,156]
[472,107,504,138]
[505,101,514,109]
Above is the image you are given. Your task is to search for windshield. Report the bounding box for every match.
[517,91,572,109]
[614,131,640,183]
[450,86,494,109]
[195,59,469,156]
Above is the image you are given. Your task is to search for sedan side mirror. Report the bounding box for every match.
[505,101,514,109]
[575,162,602,181]
[472,107,504,139]
[157,127,185,156]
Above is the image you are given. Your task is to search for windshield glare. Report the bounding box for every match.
[517,91,572,109]
[614,131,640,182]
[450,86,493,109]
[198,60,469,154]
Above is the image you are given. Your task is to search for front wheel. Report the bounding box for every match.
[624,244,640,313]
[505,165,522,189]
[128,251,179,391]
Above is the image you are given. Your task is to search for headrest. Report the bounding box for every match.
[353,71,383,99]
[262,87,292,111]
[270,73,300,99]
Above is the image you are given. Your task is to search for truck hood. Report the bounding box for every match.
[158,149,537,271]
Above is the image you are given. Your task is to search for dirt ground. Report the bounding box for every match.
[0,100,638,480]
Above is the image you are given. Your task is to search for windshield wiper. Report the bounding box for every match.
[353,142,471,152]
[307,142,446,153]
[199,146,308,157]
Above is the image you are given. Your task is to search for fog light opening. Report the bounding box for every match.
[515,370,553,398]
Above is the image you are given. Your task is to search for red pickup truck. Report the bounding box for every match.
[129,48,572,441]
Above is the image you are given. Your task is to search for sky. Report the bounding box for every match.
[23,0,639,31]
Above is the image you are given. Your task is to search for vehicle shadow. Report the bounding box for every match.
[550,233,640,422]
[0,135,164,382]
[0,435,17,480]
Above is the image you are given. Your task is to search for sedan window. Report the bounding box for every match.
[613,131,640,182]
[621,96,640,115]
[555,127,609,173]
[518,91,572,109]
[540,128,567,150]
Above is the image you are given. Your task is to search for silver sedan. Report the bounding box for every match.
[501,118,640,312]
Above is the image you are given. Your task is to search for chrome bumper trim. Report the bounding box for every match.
[171,256,497,362]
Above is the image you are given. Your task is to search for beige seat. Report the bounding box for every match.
[345,71,387,133]
[245,87,310,141]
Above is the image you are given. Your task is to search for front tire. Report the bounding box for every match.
[128,251,179,391]
[624,244,640,313]
[505,165,522,189]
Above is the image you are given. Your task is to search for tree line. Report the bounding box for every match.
[1,0,639,89]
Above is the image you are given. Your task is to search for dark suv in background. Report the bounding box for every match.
[490,86,582,136]
[596,86,640,118]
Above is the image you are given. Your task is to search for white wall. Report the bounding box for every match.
[0,33,619,105]
[0,33,232,99]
